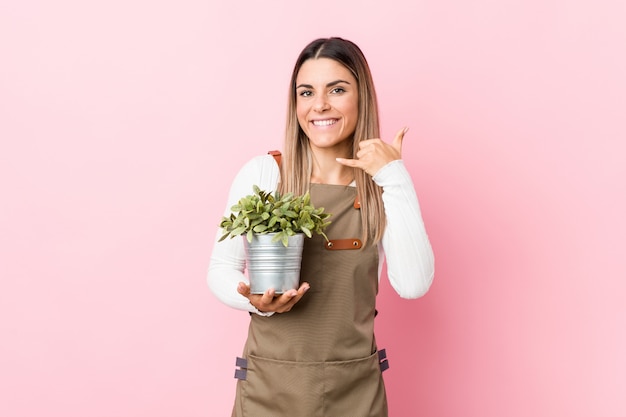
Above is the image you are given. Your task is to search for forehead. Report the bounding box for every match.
[296,58,357,85]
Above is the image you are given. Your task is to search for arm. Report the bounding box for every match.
[374,160,435,298]
[336,127,435,298]
[207,155,280,314]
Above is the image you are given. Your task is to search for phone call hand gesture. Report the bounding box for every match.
[336,127,408,177]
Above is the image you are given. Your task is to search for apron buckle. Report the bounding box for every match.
[234,357,248,380]
[378,349,390,372]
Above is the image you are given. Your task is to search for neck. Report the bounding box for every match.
[310,149,354,185]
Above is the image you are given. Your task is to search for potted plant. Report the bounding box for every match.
[218,185,331,294]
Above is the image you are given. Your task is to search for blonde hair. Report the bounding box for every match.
[278,37,385,244]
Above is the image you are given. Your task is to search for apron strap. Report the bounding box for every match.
[325,238,362,250]
[268,150,282,166]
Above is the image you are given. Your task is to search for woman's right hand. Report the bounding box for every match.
[237,282,310,313]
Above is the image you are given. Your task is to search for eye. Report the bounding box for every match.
[330,87,346,94]
[298,90,312,97]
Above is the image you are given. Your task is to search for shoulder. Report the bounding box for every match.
[230,153,281,193]
[237,153,279,177]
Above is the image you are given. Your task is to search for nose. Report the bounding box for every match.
[313,94,330,112]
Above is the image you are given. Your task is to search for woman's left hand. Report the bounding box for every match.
[336,127,408,176]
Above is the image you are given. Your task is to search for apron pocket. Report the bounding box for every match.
[241,354,325,417]
[323,351,388,417]
[237,352,387,417]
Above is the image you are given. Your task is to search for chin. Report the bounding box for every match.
[309,138,343,148]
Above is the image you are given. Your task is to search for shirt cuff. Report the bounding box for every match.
[372,159,409,187]
[250,303,275,317]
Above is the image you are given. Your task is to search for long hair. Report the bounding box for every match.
[278,37,385,244]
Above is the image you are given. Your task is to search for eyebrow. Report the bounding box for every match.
[295,79,351,89]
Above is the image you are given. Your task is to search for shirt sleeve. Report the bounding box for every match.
[207,155,280,315]
[373,159,435,298]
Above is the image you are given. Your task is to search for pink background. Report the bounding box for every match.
[1,1,624,416]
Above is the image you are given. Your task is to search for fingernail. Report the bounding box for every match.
[304,285,310,292]
[403,126,409,134]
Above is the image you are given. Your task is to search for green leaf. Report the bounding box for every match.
[271,232,282,243]
[219,184,332,244]
[231,226,246,236]
[253,224,268,233]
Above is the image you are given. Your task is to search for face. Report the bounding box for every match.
[295,58,359,153]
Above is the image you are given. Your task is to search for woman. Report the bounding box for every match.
[208,37,434,417]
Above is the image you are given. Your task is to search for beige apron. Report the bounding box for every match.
[232,184,388,417]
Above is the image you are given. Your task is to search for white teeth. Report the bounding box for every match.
[312,119,337,126]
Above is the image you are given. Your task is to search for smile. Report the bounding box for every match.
[311,119,338,127]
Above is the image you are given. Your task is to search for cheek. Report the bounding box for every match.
[345,100,359,127]
[350,98,359,118]
[340,96,358,116]
[296,104,308,127]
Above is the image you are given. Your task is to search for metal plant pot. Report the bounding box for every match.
[243,233,305,294]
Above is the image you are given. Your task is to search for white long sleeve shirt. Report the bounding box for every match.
[207,154,435,315]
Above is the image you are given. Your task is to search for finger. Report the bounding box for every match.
[356,146,372,160]
[237,282,251,297]
[260,290,295,313]
[392,127,409,151]
[292,283,310,303]
[276,284,310,312]
[358,138,378,149]
[335,157,362,168]
[260,288,276,305]
[293,282,310,300]
[275,289,297,304]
